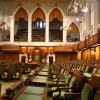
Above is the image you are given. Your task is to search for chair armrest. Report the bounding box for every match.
[59,87,72,89]
[64,92,80,95]
[64,92,81,100]
[54,80,65,82]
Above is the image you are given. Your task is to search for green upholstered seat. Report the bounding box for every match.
[96,69,100,75]
[52,76,77,100]
[81,83,93,100]
[23,63,31,74]
[94,91,100,100]
[81,66,86,71]
[64,83,93,100]
[0,65,7,79]
[50,74,72,92]
[8,64,20,80]
[92,68,98,74]
[85,66,90,72]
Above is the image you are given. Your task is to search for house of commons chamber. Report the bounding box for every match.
[0,0,100,100]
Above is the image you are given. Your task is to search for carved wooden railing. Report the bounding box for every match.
[1,44,20,52]
[77,40,86,50]
[73,44,78,51]
[88,33,99,47]
[54,45,73,52]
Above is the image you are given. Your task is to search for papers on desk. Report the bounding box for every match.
[83,73,91,78]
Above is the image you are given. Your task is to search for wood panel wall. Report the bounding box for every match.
[0,52,19,61]
[55,52,77,62]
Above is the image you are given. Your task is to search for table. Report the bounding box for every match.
[14,86,46,100]
[38,71,48,76]
[1,85,46,100]
[30,76,48,86]
[28,61,41,69]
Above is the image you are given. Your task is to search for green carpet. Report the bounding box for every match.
[24,86,44,94]
[17,94,42,100]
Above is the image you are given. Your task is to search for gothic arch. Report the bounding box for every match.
[48,6,64,19]
[49,7,63,21]
[32,8,45,21]
[67,22,80,42]
[13,6,29,19]
[30,3,46,20]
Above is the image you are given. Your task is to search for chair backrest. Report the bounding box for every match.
[9,65,17,77]
[93,90,100,100]
[81,66,86,71]
[92,68,98,74]
[65,74,72,86]
[60,68,64,75]
[0,65,5,76]
[68,76,77,93]
[85,66,90,72]
[64,71,69,78]
[96,69,100,75]
[81,83,93,100]
[24,63,30,70]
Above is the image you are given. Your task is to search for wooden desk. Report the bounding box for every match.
[0,80,24,99]
[29,75,48,86]
[28,62,41,70]
[38,71,48,76]
[13,86,46,100]
[41,67,49,72]
[1,83,46,100]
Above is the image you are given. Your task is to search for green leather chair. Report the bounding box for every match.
[52,76,77,100]
[64,83,94,100]
[23,63,31,74]
[8,64,20,81]
[0,65,7,80]
[93,91,100,100]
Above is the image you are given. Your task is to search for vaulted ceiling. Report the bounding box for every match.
[0,0,87,17]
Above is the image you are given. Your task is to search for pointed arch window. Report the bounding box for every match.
[67,23,80,42]
[36,20,45,29]
[14,7,28,42]
[32,8,45,42]
[49,8,63,42]
[0,22,10,41]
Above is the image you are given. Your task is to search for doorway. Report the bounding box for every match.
[46,54,55,64]
[21,56,26,63]
[49,56,53,65]
[19,54,28,63]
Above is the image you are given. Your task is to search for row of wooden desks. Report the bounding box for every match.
[0,64,49,100]
[14,86,46,100]
[1,83,46,100]
[28,66,49,86]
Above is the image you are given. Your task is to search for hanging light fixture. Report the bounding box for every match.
[60,22,72,32]
[67,0,88,14]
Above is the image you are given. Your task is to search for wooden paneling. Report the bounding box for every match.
[1,45,20,52]
[48,47,54,54]
[73,44,77,51]
[21,47,27,54]
[40,47,47,57]
[85,39,89,48]
[90,48,96,60]
[88,33,99,47]
[27,47,34,55]
[77,40,85,50]
[55,52,77,62]
[54,46,73,52]
[1,52,19,61]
